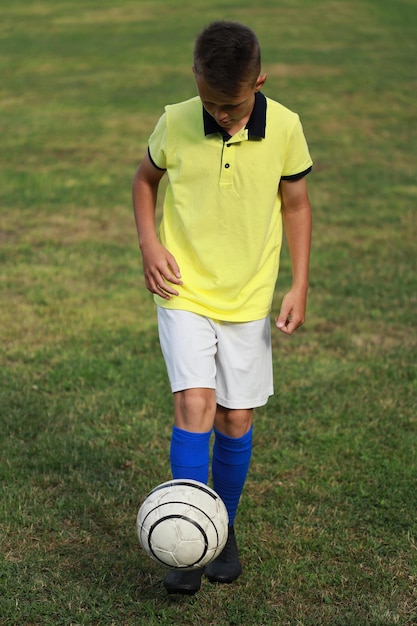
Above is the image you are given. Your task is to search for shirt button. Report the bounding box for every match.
[225,163,230,168]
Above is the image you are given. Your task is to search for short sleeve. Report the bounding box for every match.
[281,117,313,179]
[148,111,168,170]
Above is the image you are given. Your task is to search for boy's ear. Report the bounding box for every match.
[254,73,267,91]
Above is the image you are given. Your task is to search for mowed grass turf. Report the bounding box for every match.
[1,1,416,624]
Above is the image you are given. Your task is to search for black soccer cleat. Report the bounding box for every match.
[163,568,204,595]
[205,526,242,584]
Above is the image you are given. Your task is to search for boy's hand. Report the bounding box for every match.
[275,287,308,335]
[141,240,182,299]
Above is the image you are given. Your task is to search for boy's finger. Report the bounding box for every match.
[167,255,182,280]
[275,307,291,330]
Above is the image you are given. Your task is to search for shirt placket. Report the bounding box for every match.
[219,129,248,187]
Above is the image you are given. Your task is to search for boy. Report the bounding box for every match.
[132,21,312,595]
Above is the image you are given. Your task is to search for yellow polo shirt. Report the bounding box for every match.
[148,93,312,322]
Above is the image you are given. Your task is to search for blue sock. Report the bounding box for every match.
[170,426,212,484]
[212,426,253,526]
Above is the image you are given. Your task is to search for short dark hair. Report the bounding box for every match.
[194,21,261,95]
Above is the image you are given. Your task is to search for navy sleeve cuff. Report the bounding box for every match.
[147,146,166,171]
[281,166,312,181]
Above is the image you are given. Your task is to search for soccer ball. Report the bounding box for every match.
[136,479,229,569]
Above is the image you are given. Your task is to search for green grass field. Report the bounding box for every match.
[1,1,416,624]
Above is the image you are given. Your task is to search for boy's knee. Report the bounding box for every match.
[174,388,216,432]
[215,407,253,438]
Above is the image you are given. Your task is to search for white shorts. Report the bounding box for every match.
[157,307,274,409]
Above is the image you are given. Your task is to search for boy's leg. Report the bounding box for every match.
[203,316,271,583]
[212,406,253,525]
[158,307,219,484]
[158,308,218,480]
[164,388,217,595]
[205,406,253,583]
[157,309,220,594]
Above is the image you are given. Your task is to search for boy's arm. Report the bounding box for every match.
[275,176,312,335]
[132,152,182,299]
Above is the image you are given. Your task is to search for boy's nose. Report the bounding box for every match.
[215,107,229,121]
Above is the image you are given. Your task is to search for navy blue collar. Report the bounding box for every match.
[203,91,267,140]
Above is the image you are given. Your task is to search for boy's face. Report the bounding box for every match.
[194,71,267,134]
